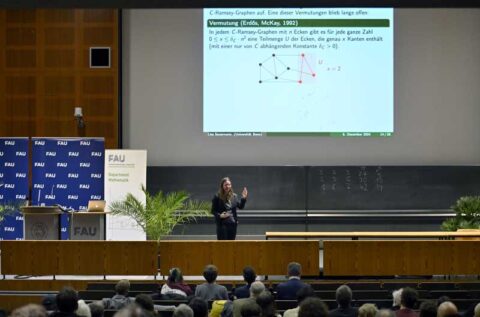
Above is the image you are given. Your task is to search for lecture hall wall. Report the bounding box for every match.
[0,9,119,149]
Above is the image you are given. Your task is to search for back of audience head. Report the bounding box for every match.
[203,265,218,284]
[400,287,418,309]
[287,262,302,277]
[88,302,104,317]
[255,290,276,317]
[437,301,458,317]
[392,289,403,308]
[10,304,47,317]
[249,281,265,299]
[474,303,480,317]
[42,294,57,311]
[336,285,353,308]
[359,304,378,317]
[419,300,437,317]
[114,306,143,317]
[296,285,315,304]
[298,297,328,317]
[188,296,209,317]
[437,296,451,307]
[240,302,262,317]
[173,304,194,317]
[135,294,155,312]
[243,266,256,285]
[56,287,79,313]
[76,300,91,317]
[168,268,184,284]
[376,309,395,317]
[115,279,131,296]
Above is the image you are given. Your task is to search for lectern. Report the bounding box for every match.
[21,206,62,240]
[70,212,108,240]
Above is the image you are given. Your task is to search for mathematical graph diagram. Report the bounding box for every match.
[258,53,316,84]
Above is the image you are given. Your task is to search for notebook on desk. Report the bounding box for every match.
[87,200,106,212]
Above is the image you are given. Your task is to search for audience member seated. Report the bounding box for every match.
[256,290,280,317]
[358,304,378,317]
[329,285,358,317]
[113,305,143,317]
[276,262,309,300]
[475,303,480,317]
[437,302,458,317]
[233,282,265,317]
[194,265,228,301]
[437,297,451,307]
[210,300,229,317]
[51,287,80,317]
[42,294,57,312]
[159,268,193,299]
[240,302,262,317]
[376,310,395,317]
[135,294,156,317]
[392,289,403,311]
[298,297,329,317]
[234,267,257,299]
[418,301,437,317]
[188,297,209,317]
[395,287,418,317]
[88,302,104,317]
[174,304,194,317]
[283,285,315,317]
[10,304,47,317]
[75,300,91,317]
[102,280,134,310]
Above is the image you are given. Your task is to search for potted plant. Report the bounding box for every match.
[0,201,25,222]
[441,196,480,231]
[109,185,210,241]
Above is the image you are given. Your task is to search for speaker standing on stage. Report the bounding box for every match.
[212,177,248,240]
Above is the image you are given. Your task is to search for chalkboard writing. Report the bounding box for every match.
[147,166,480,211]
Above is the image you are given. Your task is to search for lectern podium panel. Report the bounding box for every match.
[21,206,62,240]
[70,212,107,240]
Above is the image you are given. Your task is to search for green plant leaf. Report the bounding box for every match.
[108,185,210,241]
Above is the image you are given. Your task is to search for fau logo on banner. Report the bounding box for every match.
[0,138,29,240]
[32,138,105,240]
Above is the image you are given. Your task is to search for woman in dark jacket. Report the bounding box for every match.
[211,177,248,240]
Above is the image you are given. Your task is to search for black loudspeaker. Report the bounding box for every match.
[89,47,111,68]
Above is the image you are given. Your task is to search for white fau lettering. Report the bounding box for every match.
[68,173,79,178]
[91,152,102,157]
[79,184,90,189]
[16,151,26,156]
[34,140,45,146]
[0,151,3,156]
[0,194,3,199]
[16,173,26,178]
[46,152,56,156]
[68,152,79,157]
[57,141,68,146]
[16,216,24,221]
[4,141,15,146]
[68,195,78,200]
[45,173,56,178]
[45,194,55,199]
[34,162,45,167]
[90,173,101,178]
[80,141,90,146]
[56,184,67,189]
[80,162,90,168]
[90,195,101,200]
[4,227,15,232]
[15,194,26,199]
[4,162,15,167]
[34,184,44,189]
[57,162,68,167]
[4,184,14,188]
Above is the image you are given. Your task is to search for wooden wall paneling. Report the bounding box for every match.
[0,295,43,311]
[159,241,211,276]
[231,241,262,274]
[261,240,319,275]
[0,9,119,147]
[451,241,480,274]
[0,11,6,135]
[104,241,157,275]
[74,241,106,275]
[0,241,57,275]
[29,241,59,275]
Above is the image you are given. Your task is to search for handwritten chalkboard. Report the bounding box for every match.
[147,166,480,210]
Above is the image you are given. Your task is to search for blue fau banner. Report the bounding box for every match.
[0,138,29,240]
[31,138,104,240]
